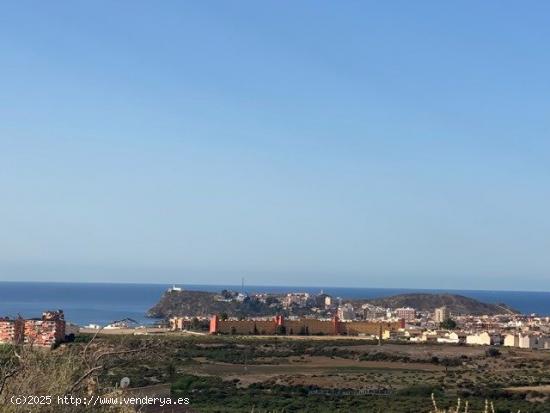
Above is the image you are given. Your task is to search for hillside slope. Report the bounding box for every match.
[147,290,280,318]
[366,293,518,315]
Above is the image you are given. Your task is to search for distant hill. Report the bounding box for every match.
[148,290,519,319]
[365,293,518,315]
[147,290,280,319]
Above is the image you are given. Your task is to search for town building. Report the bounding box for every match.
[0,317,24,344]
[465,331,501,346]
[503,333,519,347]
[434,306,449,323]
[283,293,310,308]
[168,285,182,292]
[0,310,65,348]
[170,317,189,331]
[207,314,404,337]
[362,303,386,320]
[315,293,332,308]
[337,303,356,321]
[395,307,416,322]
[437,331,463,344]
[504,333,550,349]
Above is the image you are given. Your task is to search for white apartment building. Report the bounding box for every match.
[505,333,550,349]
[466,332,501,346]
[437,331,461,344]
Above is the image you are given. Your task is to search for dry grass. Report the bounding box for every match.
[429,394,522,413]
[0,340,149,412]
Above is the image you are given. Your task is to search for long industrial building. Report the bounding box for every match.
[205,315,404,336]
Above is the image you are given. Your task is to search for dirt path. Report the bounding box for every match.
[186,355,444,376]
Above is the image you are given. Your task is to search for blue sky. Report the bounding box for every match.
[1,1,549,289]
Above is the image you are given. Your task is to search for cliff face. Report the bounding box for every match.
[366,293,518,315]
[147,290,280,318]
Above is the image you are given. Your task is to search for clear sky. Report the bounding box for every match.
[1,2,549,290]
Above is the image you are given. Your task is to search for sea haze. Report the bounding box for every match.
[0,282,548,326]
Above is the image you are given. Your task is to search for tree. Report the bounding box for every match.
[486,348,501,358]
[190,317,201,330]
[220,312,229,321]
[440,318,457,330]
[166,362,176,380]
[0,324,150,413]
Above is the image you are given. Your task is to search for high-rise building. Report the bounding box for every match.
[434,306,449,323]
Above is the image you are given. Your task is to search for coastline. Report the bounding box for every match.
[1,281,550,326]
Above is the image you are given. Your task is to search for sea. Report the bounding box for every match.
[1,281,549,326]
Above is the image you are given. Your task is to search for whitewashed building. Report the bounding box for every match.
[503,334,519,347]
[466,332,501,346]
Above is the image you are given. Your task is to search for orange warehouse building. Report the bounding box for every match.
[208,315,403,336]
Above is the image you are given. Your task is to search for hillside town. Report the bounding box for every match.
[168,289,550,350]
[2,290,549,351]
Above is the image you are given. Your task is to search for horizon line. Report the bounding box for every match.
[0,279,549,295]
